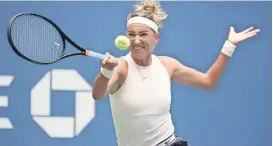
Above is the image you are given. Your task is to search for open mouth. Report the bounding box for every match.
[134,46,143,50]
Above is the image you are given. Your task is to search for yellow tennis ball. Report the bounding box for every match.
[115,35,130,50]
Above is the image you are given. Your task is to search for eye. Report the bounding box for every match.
[140,32,148,37]
[128,32,135,37]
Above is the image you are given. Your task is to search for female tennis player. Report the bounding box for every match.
[92,1,260,146]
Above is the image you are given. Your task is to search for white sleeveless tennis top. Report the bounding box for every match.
[109,53,175,146]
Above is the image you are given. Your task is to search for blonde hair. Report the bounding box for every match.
[127,0,168,29]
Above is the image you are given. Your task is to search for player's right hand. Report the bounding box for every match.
[100,52,118,70]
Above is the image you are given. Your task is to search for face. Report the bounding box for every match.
[126,23,159,60]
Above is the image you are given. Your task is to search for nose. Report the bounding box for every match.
[133,36,141,45]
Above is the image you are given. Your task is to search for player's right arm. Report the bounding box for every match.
[92,52,126,100]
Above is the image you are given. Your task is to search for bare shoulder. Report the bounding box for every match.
[158,56,181,77]
[158,56,181,68]
[158,56,179,64]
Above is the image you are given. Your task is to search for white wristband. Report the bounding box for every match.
[221,40,236,57]
[100,67,114,79]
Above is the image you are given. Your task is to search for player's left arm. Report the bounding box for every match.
[162,26,260,90]
[161,54,229,90]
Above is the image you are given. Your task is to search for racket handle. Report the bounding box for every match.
[85,50,118,66]
[86,50,105,60]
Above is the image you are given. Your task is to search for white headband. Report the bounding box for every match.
[127,17,158,33]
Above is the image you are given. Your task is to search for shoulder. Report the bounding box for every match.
[158,56,176,62]
[158,56,181,67]
[157,56,182,77]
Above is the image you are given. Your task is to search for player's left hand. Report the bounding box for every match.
[228,26,260,45]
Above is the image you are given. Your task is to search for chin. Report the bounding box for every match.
[131,51,149,60]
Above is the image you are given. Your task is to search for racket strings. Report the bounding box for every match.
[10,14,63,63]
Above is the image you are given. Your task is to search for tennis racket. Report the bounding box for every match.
[7,13,112,65]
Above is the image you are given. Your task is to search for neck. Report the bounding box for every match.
[131,53,152,66]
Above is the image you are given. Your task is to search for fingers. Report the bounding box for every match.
[101,52,110,65]
[246,28,261,38]
[242,27,254,34]
[242,26,261,34]
[100,52,118,70]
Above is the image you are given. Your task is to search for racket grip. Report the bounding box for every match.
[86,50,105,60]
[85,50,118,67]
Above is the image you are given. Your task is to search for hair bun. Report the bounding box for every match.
[134,0,167,21]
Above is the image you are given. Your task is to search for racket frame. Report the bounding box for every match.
[8,13,88,65]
